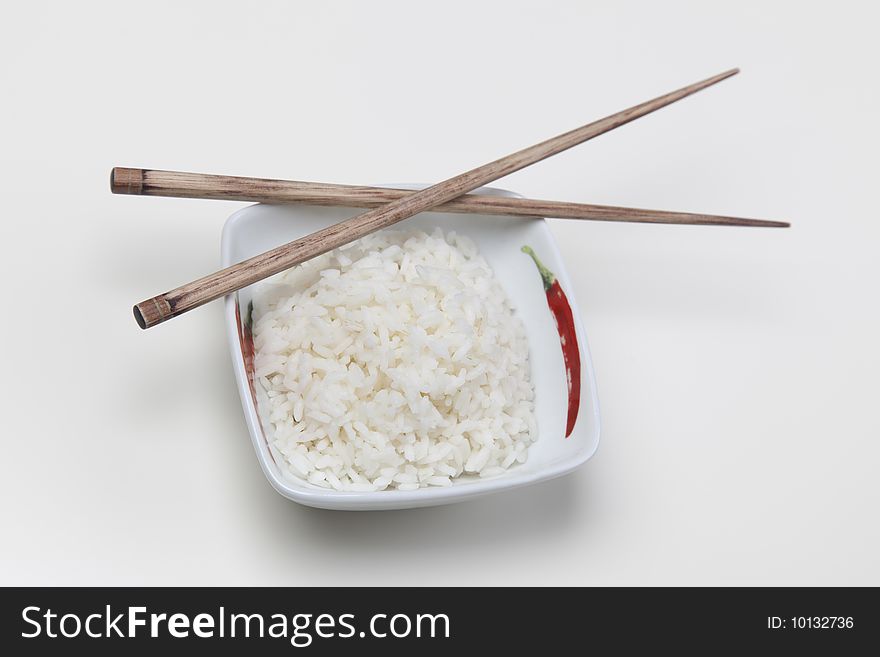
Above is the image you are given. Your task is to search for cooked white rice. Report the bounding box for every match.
[251,227,535,491]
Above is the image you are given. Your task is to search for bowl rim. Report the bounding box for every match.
[221,187,601,510]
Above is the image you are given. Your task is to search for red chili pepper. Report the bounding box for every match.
[522,246,581,437]
[236,300,258,406]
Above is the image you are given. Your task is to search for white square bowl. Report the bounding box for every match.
[222,186,600,510]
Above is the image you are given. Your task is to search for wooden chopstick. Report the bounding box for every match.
[133,69,739,329]
[111,167,788,228]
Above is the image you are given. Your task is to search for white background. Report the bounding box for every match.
[1,0,878,585]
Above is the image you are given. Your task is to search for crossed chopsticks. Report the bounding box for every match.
[115,68,787,330]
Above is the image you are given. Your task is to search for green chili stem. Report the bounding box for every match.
[521,245,556,291]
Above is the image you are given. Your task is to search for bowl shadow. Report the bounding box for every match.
[271,468,591,558]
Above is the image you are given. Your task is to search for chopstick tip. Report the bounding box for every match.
[750,218,789,228]
[111,167,144,195]
[133,296,172,329]
[133,304,148,329]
